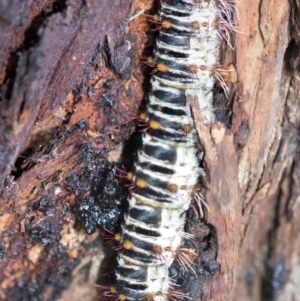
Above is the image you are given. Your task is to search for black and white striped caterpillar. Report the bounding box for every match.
[100,0,236,300]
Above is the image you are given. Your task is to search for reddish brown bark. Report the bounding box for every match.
[0,0,142,299]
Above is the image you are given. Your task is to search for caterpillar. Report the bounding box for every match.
[100,0,236,300]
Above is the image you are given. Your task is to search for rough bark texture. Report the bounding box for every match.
[0,0,299,301]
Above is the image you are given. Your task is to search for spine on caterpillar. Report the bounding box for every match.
[105,1,236,300]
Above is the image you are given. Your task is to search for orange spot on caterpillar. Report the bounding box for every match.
[151,62,169,75]
[139,112,147,121]
[149,14,172,32]
[116,167,134,186]
[168,183,178,193]
[116,168,139,191]
[153,244,163,255]
[143,293,156,301]
[152,244,165,262]
[181,124,192,134]
[115,233,121,242]
[190,21,201,30]
[135,178,148,189]
[149,120,162,130]
[152,14,159,22]
[161,20,172,29]
[128,111,149,129]
[156,62,169,73]
[164,246,172,252]
[144,13,159,23]
[152,245,166,263]
[110,286,117,294]
[102,228,122,245]
[143,291,163,301]
[118,294,127,301]
[127,172,134,181]
[123,240,134,250]
[137,117,164,134]
[187,64,198,74]
[140,55,156,69]
[97,284,117,299]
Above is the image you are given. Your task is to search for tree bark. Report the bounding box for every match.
[0,0,299,301]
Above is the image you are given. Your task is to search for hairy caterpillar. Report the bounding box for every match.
[100,0,236,300]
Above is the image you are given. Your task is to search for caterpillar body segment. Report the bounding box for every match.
[104,0,236,300]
